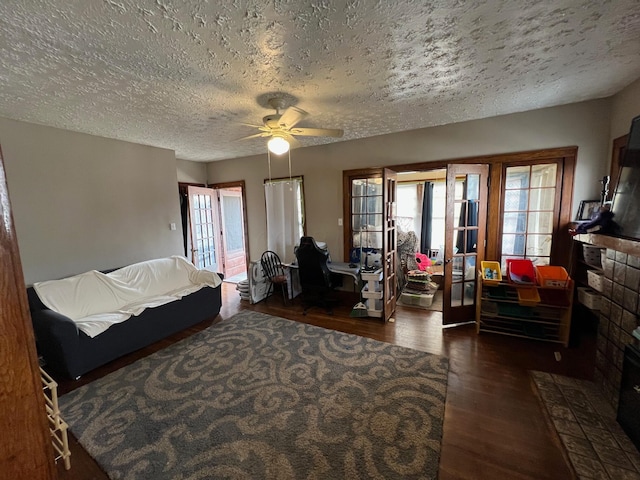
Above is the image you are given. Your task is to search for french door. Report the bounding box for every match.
[188,186,221,271]
[383,168,397,322]
[443,164,489,325]
[217,187,247,279]
[187,184,248,278]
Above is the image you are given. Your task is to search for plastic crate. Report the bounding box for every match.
[506,259,536,285]
[583,244,605,268]
[587,269,603,292]
[535,265,569,288]
[517,287,540,306]
[578,287,601,310]
[399,292,434,308]
[481,261,502,284]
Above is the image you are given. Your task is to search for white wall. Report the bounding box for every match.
[0,118,184,284]
[208,99,613,263]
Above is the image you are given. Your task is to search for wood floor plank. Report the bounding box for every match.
[55,282,594,479]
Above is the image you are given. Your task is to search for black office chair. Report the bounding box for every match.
[260,251,288,305]
[294,236,338,315]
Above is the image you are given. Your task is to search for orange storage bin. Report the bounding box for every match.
[517,287,541,306]
[536,265,570,288]
[506,259,536,285]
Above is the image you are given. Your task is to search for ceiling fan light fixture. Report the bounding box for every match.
[267,136,290,155]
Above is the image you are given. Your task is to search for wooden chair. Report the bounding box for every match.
[260,251,288,304]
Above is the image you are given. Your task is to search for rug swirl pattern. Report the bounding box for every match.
[60,311,449,479]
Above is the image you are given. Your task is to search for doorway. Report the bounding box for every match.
[184,182,249,283]
[396,169,447,313]
[343,147,576,326]
[393,165,489,325]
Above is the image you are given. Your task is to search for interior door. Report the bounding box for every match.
[443,164,489,325]
[217,187,247,279]
[187,185,221,272]
[383,168,397,322]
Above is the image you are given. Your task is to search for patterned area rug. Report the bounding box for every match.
[60,311,449,479]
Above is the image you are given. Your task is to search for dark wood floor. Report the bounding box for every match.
[56,282,597,479]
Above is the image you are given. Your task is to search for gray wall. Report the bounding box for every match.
[610,77,640,141]
[207,99,617,263]
[176,159,207,184]
[2,81,639,284]
[0,118,184,284]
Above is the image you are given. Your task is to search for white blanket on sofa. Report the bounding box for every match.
[33,256,222,338]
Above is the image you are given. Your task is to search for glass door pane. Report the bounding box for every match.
[500,163,558,269]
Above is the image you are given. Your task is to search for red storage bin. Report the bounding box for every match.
[506,259,536,285]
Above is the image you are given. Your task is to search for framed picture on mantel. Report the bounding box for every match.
[576,200,601,221]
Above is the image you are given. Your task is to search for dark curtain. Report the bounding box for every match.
[420,182,434,253]
[456,200,479,253]
[179,190,189,257]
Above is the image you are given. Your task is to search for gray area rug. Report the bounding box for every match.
[60,311,449,479]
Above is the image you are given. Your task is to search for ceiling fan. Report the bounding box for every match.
[239,98,344,154]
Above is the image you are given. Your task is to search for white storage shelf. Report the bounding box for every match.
[360,269,383,318]
[362,282,383,299]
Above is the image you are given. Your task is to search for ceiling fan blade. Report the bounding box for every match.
[289,127,344,138]
[240,123,271,132]
[281,133,301,149]
[278,106,308,129]
[237,132,271,141]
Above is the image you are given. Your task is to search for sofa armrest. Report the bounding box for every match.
[31,308,82,378]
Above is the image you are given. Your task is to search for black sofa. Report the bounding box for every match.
[27,275,223,379]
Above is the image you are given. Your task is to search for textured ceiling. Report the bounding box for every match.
[0,1,639,162]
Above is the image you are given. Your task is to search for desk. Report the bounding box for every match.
[327,262,361,291]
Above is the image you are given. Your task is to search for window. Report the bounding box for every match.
[351,177,383,249]
[501,163,558,269]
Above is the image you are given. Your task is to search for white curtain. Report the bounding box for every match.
[264,178,304,263]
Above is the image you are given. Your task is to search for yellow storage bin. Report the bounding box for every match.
[481,261,502,284]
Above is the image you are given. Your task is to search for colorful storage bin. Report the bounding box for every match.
[535,265,570,288]
[481,261,502,284]
[507,259,536,285]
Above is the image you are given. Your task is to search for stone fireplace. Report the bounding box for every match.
[575,233,640,409]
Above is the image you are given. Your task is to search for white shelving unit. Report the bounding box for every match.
[361,269,383,317]
[40,367,71,470]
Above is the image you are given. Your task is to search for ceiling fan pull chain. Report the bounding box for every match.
[288,150,292,185]
[267,150,272,183]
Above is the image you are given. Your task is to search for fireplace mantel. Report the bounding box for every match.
[574,233,640,257]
